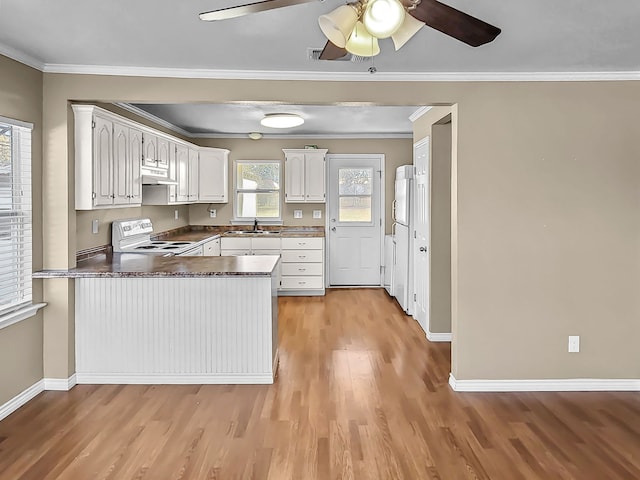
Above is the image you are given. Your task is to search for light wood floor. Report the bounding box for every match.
[1,289,639,479]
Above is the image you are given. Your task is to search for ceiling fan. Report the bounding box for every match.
[199,0,501,60]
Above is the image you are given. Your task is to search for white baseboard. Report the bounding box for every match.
[76,373,276,385]
[0,380,44,422]
[426,331,452,342]
[44,374,77,391]
[449,374,640,392]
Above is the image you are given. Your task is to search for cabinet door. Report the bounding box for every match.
[285,152,305,202]
[112,122,129,205]
[128,127,143,204]
[92,115,113,207]
[203,238,221,256]
[188,148,199,201]
[176,144,189,202]
[143,133,158,166]
[304,152,326,202]
[157,137,170,168]
[198,149,228,203]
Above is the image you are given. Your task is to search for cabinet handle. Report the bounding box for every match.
[298,268,306,272]
[298,242,306,246]
[298,255,306,259]
[299,281,306,285]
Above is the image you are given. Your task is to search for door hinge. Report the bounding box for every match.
[414,293,417,301]
[414,230,417,238]
[380,218,382,226]
[91,121,95,129]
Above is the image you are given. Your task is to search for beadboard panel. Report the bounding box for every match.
[75,277,277,383]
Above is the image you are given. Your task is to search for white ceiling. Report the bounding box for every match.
[125,103,422,138]
[3,1,637,137]
[1,0,639,75]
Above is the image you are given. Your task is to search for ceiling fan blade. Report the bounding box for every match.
[200,0,318,21]
[319,41,349,61]
[409,0,501,47]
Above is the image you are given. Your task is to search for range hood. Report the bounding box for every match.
[141,165,178,185]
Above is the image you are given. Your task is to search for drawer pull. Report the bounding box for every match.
[298,268,306,272]
[299,281,306,285]
[298,242,306,246]
[299,255,306,259]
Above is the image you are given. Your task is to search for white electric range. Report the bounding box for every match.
[111,219,203,256]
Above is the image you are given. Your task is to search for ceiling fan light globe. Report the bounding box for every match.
[260,113,304,129]
[391,12,425,50]
[345,22,380,57]
[318,5,359,48]
[362,0,405,39]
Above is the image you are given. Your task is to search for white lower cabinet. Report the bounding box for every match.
[220,235,325,295]
[203,238,221,256]
[280,237,324,295]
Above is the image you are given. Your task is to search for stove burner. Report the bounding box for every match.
[135,245,158,250]
[151,241,168,245]
[162,246,180,249]
[170,242,191,245]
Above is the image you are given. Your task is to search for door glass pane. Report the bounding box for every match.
[339,196,372,222]
[236,162,280,189]
[339,168,373,195]
[237,192,280,218]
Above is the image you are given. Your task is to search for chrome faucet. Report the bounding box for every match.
[253,218,258,231]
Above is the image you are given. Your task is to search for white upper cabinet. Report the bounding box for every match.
[176,144,189,203]
[157,137,170,168]
[74,105,144,210]
[198,148,229,203]
[142,133,158,167]
[283,149,328,203]
[188,148,199,202]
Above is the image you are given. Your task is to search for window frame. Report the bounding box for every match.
[0,115,45,330]
[232,159,283,223]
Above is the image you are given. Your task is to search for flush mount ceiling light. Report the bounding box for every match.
[248,132,263,140]
[260,113,305,129]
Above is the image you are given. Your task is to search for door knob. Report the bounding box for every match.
[419,246,427,252]
[331,227,336,232]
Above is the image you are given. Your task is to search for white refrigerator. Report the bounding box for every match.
[393,165,413,314]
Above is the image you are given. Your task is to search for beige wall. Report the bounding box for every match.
[190,137,411,233]
[39,72,640,382]
[0,55,44,403]
[430,122,452,334]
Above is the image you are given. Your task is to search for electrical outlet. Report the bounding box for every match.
[209,209,217,218]
[313,210,322,219]
[91,219,99,234]
[293,210,303,219]
[568,335,580,353]
[174,209,179,220]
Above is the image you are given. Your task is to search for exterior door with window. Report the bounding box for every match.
[327,155,383,286]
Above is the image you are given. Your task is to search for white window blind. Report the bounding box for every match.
[0,118,33,317]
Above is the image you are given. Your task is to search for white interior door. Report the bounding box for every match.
[327,155,383,286]
[413,138,430,332]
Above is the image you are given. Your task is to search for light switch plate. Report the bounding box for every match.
[209,209,217,218]
[568,335,580,353]
[294,210,303,219]
[174,209,179,220]
[313,210,322,219]
[91,219,99,234]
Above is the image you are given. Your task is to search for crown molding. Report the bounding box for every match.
[113,103,193,138]
[409,106,433,122]
[0,42,45,71]
[40,63,640,82]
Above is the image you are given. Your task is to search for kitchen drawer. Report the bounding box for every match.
[251,237,281,250]
[280,276,324,290]
[281,263,323,276]
[252,249,281,256]
[281,249,323,263]
[221,249,251,256]
[221,237,251,250]
[281,237,323,250]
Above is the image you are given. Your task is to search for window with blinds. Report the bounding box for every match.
[0,118,33,317]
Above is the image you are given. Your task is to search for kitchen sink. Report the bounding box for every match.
[224,230,281,235]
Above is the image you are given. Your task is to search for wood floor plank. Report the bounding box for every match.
[1,289,639,479]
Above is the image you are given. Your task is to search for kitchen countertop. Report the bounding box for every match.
[157,226,325,241]
[33,253,280,278]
